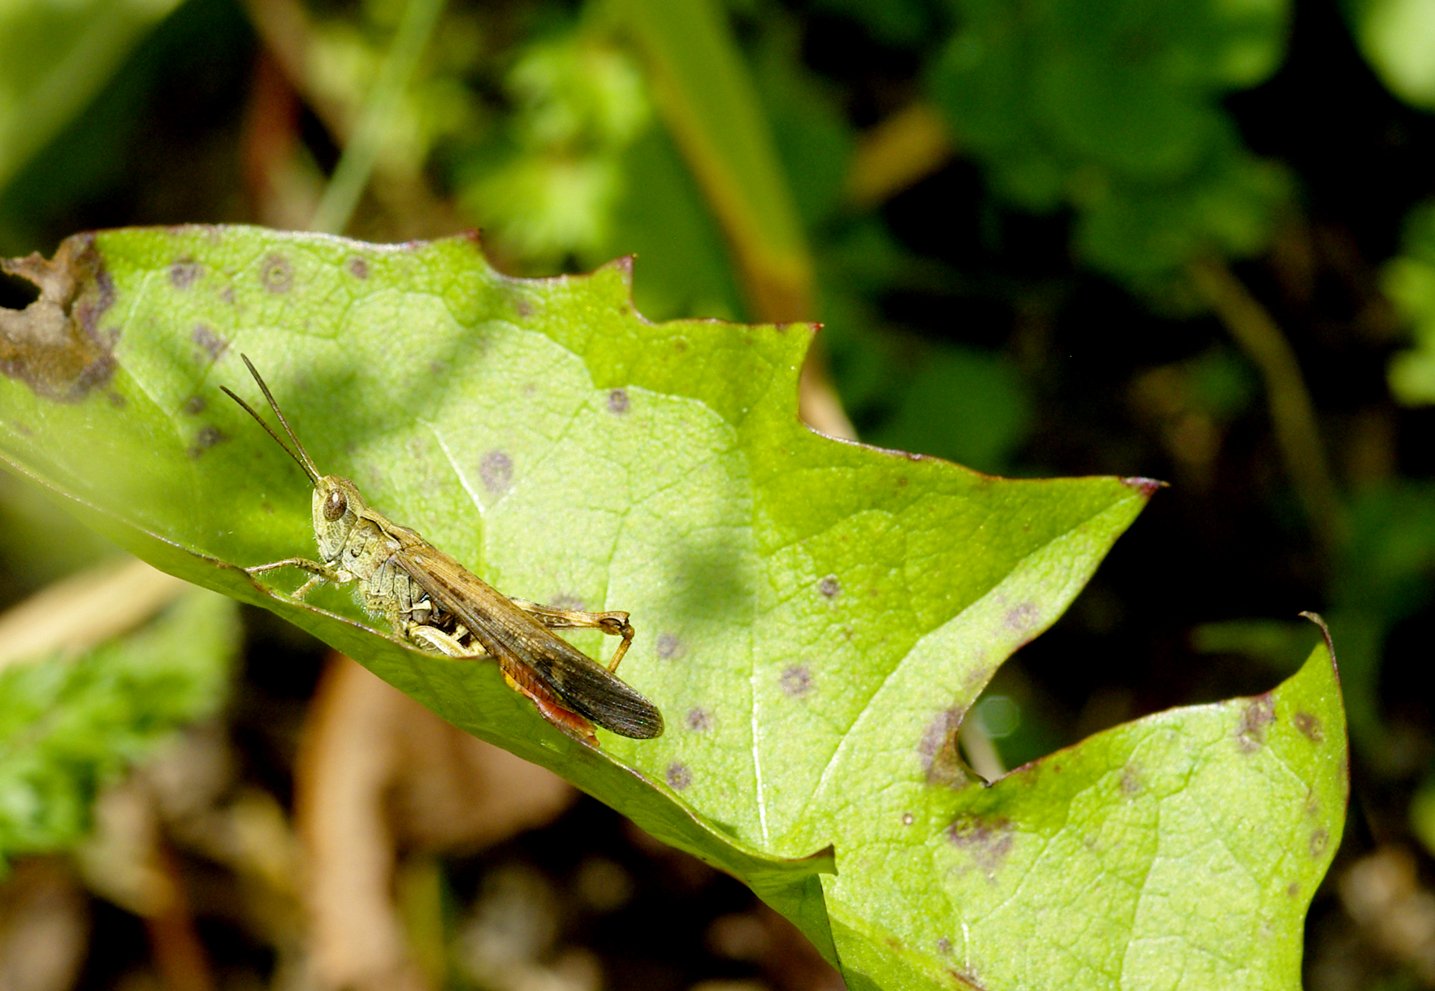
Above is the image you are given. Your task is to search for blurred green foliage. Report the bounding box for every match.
[1386,202,1435,405]
[927,0,1291,281]
[0,589,236,868]
[1344,0,1435,109]
[0,0,185,193]
[454,32,654,269]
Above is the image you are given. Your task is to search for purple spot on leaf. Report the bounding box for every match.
[947,813,1014,878]
[192,323,228,360]
[655,633,684,660]
[186,425,225,459]
[260,253,293,293]
[182,395,205,415]
[935,938,952,956]
[479,450,513,494]
[347,256,369,279]
[685,708,712,732]
[666,762,692,790]
[1005,601,1039,634]
[919,708,970,788]
[780,665,813,698]
[1,237,121,401]
[1294,711,1324,743]
[608,389,629,414]
[1237,695,1275,752]
[81,259,115,333]
[169,259,200,288]
[819,574,841,598]
[1122,476,1165,497]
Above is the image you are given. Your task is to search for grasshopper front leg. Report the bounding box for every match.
[508,599,635,672]
[247,557,350,600]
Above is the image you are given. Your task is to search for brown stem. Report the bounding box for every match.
[844,103,955,210]
[145,841,216,991]
[1188,257,1346,556]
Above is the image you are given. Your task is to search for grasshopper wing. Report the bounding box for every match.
[397,539,664,739]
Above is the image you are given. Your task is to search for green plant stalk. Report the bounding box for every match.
[309,0,447,234]
[606,0,813,321]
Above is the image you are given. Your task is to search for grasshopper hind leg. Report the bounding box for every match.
[508,599,635,672]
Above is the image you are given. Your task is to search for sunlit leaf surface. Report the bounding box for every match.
[0,227,1345,989]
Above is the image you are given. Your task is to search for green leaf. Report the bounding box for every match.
[1074,140,1292,280]
[864,345,1032,473]
[607,125,746,321]
[1344,0,1435,109]
[0,227,1345,989]
[828,629,1346,990]
[455,29,654,270]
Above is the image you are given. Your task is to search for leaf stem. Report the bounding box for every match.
[1188,257,1347,555]
[608,0,812,322]
[844,103,954,210]
[309,0,447,234]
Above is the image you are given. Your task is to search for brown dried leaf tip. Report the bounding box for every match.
[1,234,119,401]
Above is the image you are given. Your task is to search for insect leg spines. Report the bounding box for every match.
[508,600,637,673]
[244,556,349,600]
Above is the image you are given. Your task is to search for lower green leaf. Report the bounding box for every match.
[826,628,1346,990]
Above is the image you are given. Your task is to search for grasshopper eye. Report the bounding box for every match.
[323,489,347,521]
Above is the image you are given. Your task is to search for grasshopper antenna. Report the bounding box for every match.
[220,354,323,484]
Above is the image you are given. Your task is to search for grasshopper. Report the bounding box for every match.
[221,355,664,744]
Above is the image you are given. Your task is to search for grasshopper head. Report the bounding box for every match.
[312,475,369,564]
[221,356,375,567]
